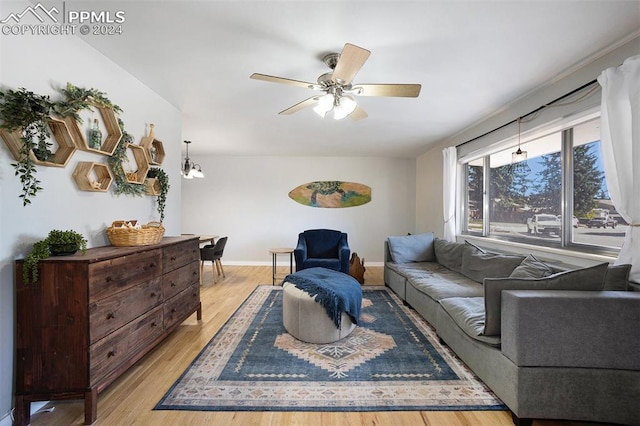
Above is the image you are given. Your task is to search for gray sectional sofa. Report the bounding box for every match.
[384,233,640,426]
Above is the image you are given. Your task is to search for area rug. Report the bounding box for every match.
[155,285,506,412]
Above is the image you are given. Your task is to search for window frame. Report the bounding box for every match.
[458,108,620,258]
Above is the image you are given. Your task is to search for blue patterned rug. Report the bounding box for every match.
[155,285,506,412]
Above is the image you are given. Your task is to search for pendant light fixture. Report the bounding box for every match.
[181,140,204,179]
[511,117,528,163]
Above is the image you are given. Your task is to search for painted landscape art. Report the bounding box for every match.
[288,181,372,208]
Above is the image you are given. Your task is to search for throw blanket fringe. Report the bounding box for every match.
[284,268,362,329]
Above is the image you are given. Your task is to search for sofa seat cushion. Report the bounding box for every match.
[406,264,483,302]
[439,297,501,347]
[385,261,435,277]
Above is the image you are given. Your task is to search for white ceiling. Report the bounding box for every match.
[81,1,640,158]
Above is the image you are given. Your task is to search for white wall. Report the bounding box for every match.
[415,35,640,264]
[181,156,416,265]
[0,4,182,420]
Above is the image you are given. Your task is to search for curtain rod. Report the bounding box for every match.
[457,78,599,148]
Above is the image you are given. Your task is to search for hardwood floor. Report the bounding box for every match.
[24,266,591,426]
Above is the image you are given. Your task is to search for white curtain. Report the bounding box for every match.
[442,146,457,241]
[598,55,640,282]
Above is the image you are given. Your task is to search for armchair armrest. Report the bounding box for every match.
[294,235,307,271]
[337,234,350,273]
[501,290,640,370]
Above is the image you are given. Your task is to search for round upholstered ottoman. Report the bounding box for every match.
[282,283,356,344]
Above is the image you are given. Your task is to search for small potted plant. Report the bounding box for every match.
[0,88,56,205]
[146,167,170,222]
[23,229,88,284]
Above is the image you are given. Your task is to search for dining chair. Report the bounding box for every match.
[200,236,228,284]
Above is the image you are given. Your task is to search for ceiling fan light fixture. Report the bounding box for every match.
[333,95,357,120]
[313,94,334,117]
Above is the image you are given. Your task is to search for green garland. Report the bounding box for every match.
[55,82,122,122]
[108,118,145,197]
[0,88,55,205]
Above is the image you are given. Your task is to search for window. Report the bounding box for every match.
[462,115,623,254]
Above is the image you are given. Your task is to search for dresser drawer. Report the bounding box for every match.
[89,249,162,302]
[89,278,162,344]
[164,284,200,330]
[163,239,199,274]
[162,261,199,300]
[89,306,163,385]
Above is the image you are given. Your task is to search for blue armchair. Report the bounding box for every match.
[294,229,350,274]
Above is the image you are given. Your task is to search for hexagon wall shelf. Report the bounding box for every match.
[0,117,76,167]
[73,162,114,192]
[121,143,149,184]
[140,124,165,166]
[63,106,122,156]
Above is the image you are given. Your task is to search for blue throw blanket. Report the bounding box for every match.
[284,267,362,329]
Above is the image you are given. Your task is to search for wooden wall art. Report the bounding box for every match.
[288,181,371,208]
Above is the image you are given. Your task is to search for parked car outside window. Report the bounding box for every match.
[587,216,617,229]
[527,214,561,235]
[558,215,579,228]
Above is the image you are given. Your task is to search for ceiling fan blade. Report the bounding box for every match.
[250,73,317,89]
[278,96,318,115]
[349,104,368,121]
[353,84,422,98]
[332,43,371,85]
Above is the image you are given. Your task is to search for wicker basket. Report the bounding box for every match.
[106,221,165,246]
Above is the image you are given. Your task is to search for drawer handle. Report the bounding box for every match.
[149,262,157,268]
[105,276,113,282]
[170,282,176,287]
[170,256,177,261]
[151,321,157,328]
[106,312,115,320]
[107,350,117,358]
[192,271,197,276]
[150,292,157,298]
[171,308,177,313]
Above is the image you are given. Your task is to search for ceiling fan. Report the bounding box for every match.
[250,43,421,121]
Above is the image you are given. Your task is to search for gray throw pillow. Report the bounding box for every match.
[483,262,609,336]
[603,264,631,291]
[434,238,467,273]
[387,232,435,263]
[509,254,555,278]
[461,251,526,284]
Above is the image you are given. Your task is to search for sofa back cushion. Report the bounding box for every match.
[433,238,467,273]
[483,262,609,336]
[461,250,526,284]
[509,254,555,278]
[603,264,631,291]
[387,232,435,263]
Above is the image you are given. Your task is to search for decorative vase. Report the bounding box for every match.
[49,243,79,256]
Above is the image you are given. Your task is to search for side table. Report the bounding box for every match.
[269,248,294,285]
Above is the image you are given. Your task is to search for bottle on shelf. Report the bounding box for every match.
[88,118,102,149]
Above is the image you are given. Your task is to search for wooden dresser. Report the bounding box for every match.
[13,236,201,426]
